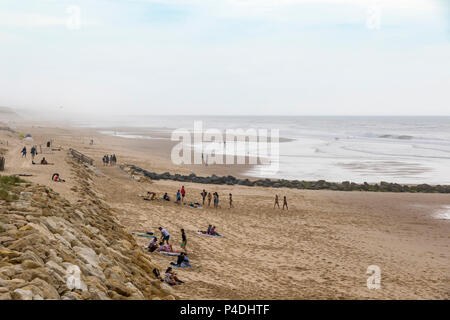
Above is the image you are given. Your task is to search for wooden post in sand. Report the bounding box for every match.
[0,157,5,171]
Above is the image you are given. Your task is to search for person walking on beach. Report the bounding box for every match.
[21,146,27,158]
[229,193,233,208]
[176,190,181,204]
[30,146,37,160]
[283,196,288,210]
[201,189,207,205]
[180,186,186,203]
[207,192,212,207]
[274,194,280,209]
[180,229,187,253]
[159,227,170,245]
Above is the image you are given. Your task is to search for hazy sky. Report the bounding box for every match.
[0,0,449,116]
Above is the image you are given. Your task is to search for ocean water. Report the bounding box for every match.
[79,116,450,185]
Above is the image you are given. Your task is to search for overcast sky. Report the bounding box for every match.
[0,0,449,116]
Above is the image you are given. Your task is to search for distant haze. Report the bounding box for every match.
[0,0,449,116]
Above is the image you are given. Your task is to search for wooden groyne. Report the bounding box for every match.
[69,148,94,165]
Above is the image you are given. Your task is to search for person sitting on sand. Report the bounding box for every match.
[171,252,191,268]
[40,157,48,165]
[52,173,65,182]
[165,267,183,285]
[207,224,212,235]
[163,193,170,201]
[148,237,158,252]
[210,226,221,236]
[157,242,173,253]
[283,196,288,210]
[144,191,157,200]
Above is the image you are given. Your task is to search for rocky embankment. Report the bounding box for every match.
[124,164,450,193]
[0,160,175,300]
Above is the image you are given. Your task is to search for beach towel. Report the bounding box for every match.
[131,232,155,238]
[170,262,191,268]
[188,202,203,209]
[196,231,224,237]
[159,251,181,256]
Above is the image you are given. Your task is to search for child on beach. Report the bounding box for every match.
[207,192,212,207]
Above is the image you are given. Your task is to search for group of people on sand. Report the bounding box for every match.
[144,186,234,210]
[198,224,221,236]
[200,189,234,209]
[102,154,117,166]
[147,227,191,285]
[22,146,51,165]
[274,194,288,210]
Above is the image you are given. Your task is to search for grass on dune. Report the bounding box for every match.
[0,175,25,201]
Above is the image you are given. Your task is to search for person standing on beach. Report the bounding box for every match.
[30,146,37,160]
[274,194,280,209]
[283,196,288,210]
[201,189,207,205]
[229,193,233,208]
[21,146,27,158]
[176,190,181,204]
[213,192,220,209]
[159,227,170,245]
[180,229,187,253]
[181,186,186,203]
[207,192,212,207]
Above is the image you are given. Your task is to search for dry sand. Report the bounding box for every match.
[1,122,449,299]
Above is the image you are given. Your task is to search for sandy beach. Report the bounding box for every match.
[1,121,449,299]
